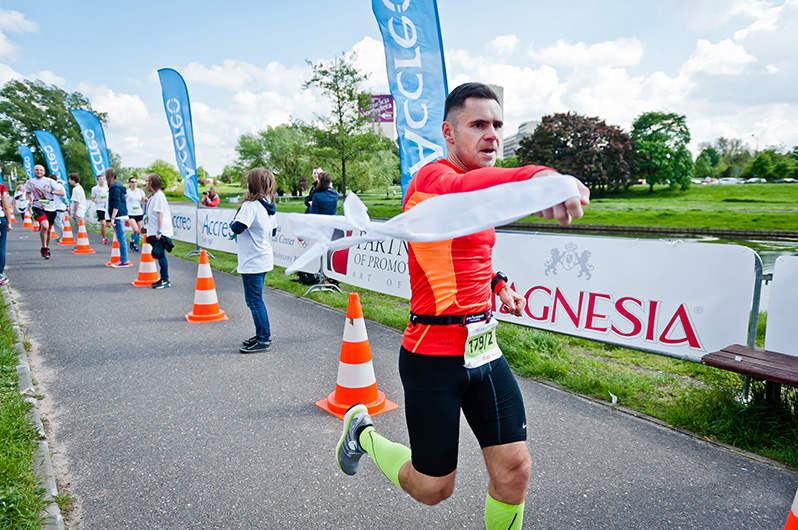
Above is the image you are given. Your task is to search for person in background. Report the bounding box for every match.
[105,168,131,268]
[230,168,277,354]
[13,184,28,217]
[308,172,339,215]
[304,166,322,213]
[52,178,68,243]
[68,173,87,226]
[126,177,146,251]
[144,173,173,289]
[0,179,12,284]
[91,173,109,244]
[201,186,220,207]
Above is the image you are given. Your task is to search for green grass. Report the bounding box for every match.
[168,240,798,468]
[0,299,46,529]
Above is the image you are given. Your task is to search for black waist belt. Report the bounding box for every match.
[409,310,491,327]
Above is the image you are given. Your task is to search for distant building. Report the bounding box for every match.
[367,94,397,140]
[487,84,505,158]
[503,120,540,159]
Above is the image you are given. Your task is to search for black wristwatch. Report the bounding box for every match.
[491,271,509,292]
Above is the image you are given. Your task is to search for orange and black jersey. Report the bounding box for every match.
[401,159,551,356]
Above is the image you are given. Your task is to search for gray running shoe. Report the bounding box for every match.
[336,404,373,475]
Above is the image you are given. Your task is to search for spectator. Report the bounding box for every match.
[105,168,131,268]
[144,173,173,289]
[308,172,339,215]
[304,166,322,213]
[0,179,12,284]
[68,173,87,226]
[230,168,277,354]
[201,186,220,207]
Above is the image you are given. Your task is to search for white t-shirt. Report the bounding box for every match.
[25,177,58,211]
[145,191,174,237]
[71,185,87,218]
[0,185,8,218]
[126,187,145,217]
[53,181,68,211]
[14,190,28,212]
[233,199,275,274]
[91,184,108,211]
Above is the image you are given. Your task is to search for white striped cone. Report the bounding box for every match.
[132,243,159,286]
[785,486,798,530]
[105,232,120,267]
[316,292,397,419]
[73,219,96,254]
[186,250,227,323]
[59,213,76,245]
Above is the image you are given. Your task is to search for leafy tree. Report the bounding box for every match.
[699,137,752,178]
[145,159,180,191]
[234,123,313,195]
[303,52,389,197]
[631,111,693,192]
[0,79,107,181]
[495,156,520,168]
[693,150,715,180]
[345,140,399,193]
[516,112,637,194]
[741,148,797,181]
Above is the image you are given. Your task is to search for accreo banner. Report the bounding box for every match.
[372,0,448,196]
[491,232,757,362]
[33,130,70,199]
[70,109,111,184]
[158,68,200,205]
[17,145,34,179]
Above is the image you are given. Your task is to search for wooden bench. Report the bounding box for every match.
[701,344,798,387]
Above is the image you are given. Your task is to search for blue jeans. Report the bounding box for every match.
[112,219,128,264]
[0,217,7,274]
[156,256,169,281]
[242,273,271,343]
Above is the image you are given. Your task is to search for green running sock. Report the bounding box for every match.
[358,426,411,489]
[485,493,525,530]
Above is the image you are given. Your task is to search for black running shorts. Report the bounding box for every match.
[399,347,527,477]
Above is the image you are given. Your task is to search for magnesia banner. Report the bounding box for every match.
[764,255,797,357]
[157,68,200,205]
[492,232,757,362]
[168,204,319,273]
[17,145,34,179]
[372,0,448,196]
[70,109,111,183]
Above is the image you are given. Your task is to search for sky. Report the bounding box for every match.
[1,0,796,175]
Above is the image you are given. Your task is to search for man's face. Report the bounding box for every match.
[33,165,45,178]
[443,97,503,171]
[98,176,106,185]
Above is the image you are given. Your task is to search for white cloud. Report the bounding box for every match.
[182,59,310,94]
[0,8,37,60]
[76,84,149,130]
[352,36,390,93]
[32,70,65,86]
[0,63,21,86]
[528,37,645,68]
[682,39,756,75]
[486,35,520,56]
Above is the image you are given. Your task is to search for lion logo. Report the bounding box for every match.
[544,243,594,280]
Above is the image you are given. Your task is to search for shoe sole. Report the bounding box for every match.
[336,404,368,475]
[239,345,270,354]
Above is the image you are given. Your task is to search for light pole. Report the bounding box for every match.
[751,133,759,155]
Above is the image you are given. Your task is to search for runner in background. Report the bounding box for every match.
[25,164,65,259]
[126,177,146,252]
[91,173,109,244]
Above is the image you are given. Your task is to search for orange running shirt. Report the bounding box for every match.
[400,159,551,356]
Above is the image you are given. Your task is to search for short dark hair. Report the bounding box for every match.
[68,172,80,184]
[444,82,499,121]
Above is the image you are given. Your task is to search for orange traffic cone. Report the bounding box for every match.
[72,219,96,254]
[21,211,32,228]
[785,486,798,530]
[31,218,39,232]
[58,214,76,245]
[316,293,398,419]
[9,212,16,223]
[132,243,158,286]
[186,250,228,323]
[105,232,121,267]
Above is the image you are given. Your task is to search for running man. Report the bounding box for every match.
[25,164,65,259]
[91,173,109,244]
[336,83,589,530]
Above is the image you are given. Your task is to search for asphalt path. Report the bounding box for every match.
[4,228,797,529]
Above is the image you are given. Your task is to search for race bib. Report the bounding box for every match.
[463,317,502,369]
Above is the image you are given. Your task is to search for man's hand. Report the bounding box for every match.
[534,173,590,226]
[498,286,525,317]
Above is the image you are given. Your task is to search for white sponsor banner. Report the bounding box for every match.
[324,231,411,298]
[168,203,318,272]
[764,255,797,357]
[492,232,757,362]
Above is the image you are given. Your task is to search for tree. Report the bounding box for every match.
[631,112,693,192]
[516,112,637,194]
[303,52,389,197]
[234,123,313,195]
[345,139,399,193]
[741,148,797,181]
[699,137,752,178]
[693,151,715,180]
[0,79,107,181]
[145,159,180,191]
